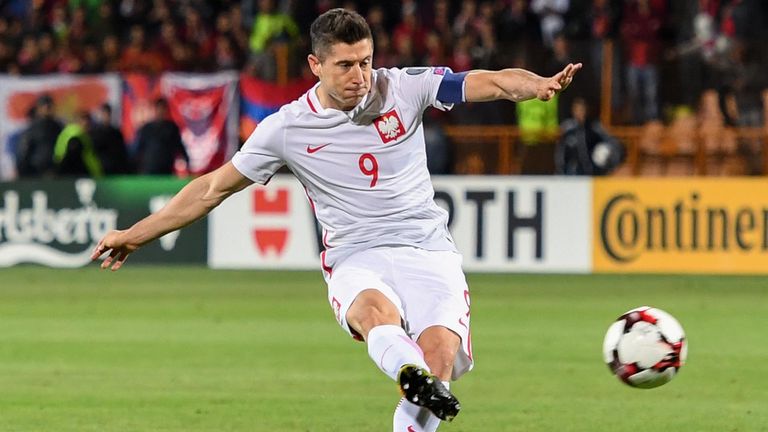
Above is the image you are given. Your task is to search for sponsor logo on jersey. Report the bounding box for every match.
[374,109,406,143]
[432,67,448,76]
[306,143,331,154]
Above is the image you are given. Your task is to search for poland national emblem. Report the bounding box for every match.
[374,109,405,143]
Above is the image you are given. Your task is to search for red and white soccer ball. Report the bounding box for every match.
[602,306,688,389]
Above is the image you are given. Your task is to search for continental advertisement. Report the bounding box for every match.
[0,177,206,267]
[593,178,768,274]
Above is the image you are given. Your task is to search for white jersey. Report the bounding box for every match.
[232,67,459,272]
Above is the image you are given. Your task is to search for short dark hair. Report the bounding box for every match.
[310,8,372,60]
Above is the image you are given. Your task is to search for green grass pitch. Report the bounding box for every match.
[0,266,766,431]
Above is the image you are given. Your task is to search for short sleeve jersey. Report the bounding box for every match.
[232,67,460,271]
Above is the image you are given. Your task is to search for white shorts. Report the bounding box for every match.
[325,246,474,380]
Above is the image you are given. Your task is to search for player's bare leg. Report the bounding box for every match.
[347,289,430,377]
[346,290,460,425]
[417,326,461,382]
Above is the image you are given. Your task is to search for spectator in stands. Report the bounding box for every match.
[366,4,388,42]
[68,6,89,47]
[36,32,58,74]
[450,33,475,72]
[372,33,398,69]
[80,41,104,74]
[720,40,764,128]
[3,105,36,179]
[545,32,580,121]
[452,0,478,40]
[667,0,724,108]
[57,41,83,73]
[117,0,151,30]
[16,34,40,74]
[101,34,122,72]
[517,93,560,174]
[556,97,625,175]
[531,0,571,48]
[393,35,418,68]
[70,0,102,25]
[248,0,300,79]
[564,0,621,112]
[91,2,119,43]
[180,7,215,64]
[393,2,427,59]
[0,37,14,73]
[225,3,251,57]
[54,111,104,178]
[15,94,62,178]
[620,0,665,124]
[719,40,764,175]
[119,25,166,74]
[426,0,453,44]
[214,35,242,70]
[90,103,133,175]
[214,12,248,70]
[423,31,448,66]
[133,98,189,175]
[49,4,69,43]
[496,0,542,54]
[156,20,180,61]
[471,1,499,69]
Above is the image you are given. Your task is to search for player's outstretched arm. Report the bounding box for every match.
[464,62,582,103]
[91,162,253,271]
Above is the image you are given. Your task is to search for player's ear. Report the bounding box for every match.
[308,54,322,78]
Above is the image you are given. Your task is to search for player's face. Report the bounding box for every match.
[309,38,373,111]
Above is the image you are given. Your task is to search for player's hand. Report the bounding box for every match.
[537,62,582,101]
[91,230,137,271]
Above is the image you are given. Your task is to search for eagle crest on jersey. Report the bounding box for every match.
[374,109,405,143]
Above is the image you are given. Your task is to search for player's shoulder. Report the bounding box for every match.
[379,66,453,92]
[272,88,319,123]
[376,66,452,78]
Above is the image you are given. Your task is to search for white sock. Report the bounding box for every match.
[393,397,441,432]
[367,324,429,381]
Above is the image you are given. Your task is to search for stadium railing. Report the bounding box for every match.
[442,125,768,176]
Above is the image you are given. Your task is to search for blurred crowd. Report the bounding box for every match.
[14,95,187,178]
[3,0,768,124]
[2,0,768,177]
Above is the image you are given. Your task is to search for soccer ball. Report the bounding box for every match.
[602,306,687,389]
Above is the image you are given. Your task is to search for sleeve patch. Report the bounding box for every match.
[405,67,429,75]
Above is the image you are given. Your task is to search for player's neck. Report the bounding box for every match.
[314,87,355,112]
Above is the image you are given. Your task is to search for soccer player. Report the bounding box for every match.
[92,8,581,431]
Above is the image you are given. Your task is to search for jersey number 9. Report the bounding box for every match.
[358,153,379,188]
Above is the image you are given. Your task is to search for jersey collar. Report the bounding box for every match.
[306,73,383,124]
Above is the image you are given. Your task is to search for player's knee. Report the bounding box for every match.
[346,291,400,338]
[418,327,461,379]
[422,347,456,381]
[350,304,400,336]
